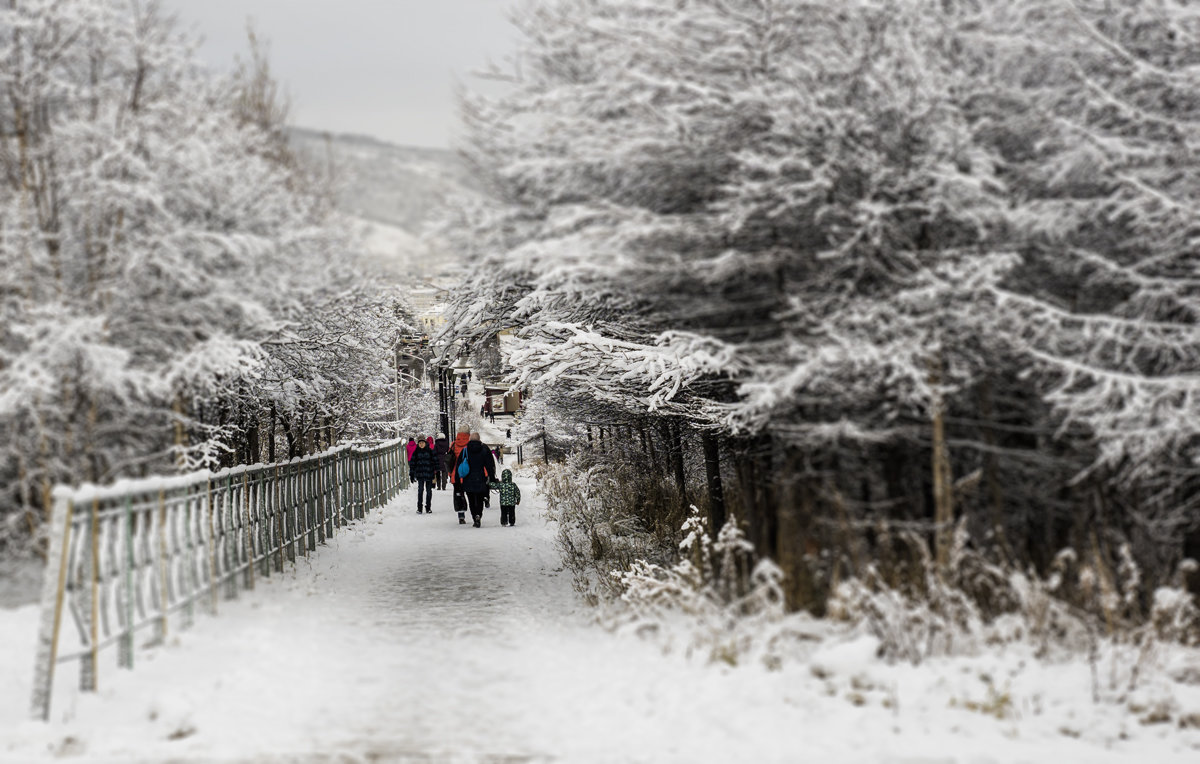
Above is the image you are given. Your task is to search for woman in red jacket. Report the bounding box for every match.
[447,430,471,524]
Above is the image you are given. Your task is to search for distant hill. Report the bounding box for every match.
[288,127,477,236]
[288,127,476,281]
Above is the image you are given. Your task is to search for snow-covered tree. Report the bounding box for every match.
[0,0,410,550]
[446,0,1200,611]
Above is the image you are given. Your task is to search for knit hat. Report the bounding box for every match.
[436,432,445,439]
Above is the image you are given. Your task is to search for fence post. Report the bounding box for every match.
[316,455,327,544]
[181,486,195,630]
[273,465,284,572]
[79,498,100,692]
[351,452,358,520]
[243,472,255,591]
[284,465,293,555]
[207,478,218,616]
[357,452,365,519]
[30,494,74,720]
[157,489,170,641]
[222,476,236,600]
[258,470,270,578]
[119,495,134,668]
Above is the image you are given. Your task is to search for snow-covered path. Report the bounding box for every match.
[4,470,1200,763]
[0,474,806,763]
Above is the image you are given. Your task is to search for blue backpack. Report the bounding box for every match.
[457,453,470,479]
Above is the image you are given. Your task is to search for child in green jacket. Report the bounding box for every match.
[489,469,521,527]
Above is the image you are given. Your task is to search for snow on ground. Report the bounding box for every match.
[1,467,1199,762]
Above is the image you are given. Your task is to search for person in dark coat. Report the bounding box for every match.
[409,436,439,514]
[433,432,449,491]
[455,433,496,527]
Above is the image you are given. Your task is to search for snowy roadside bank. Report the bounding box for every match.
[0,467,1195,762]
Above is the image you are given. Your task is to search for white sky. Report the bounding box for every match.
[161,0,517,149]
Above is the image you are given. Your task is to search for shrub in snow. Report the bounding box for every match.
[538,454,676,605]
[603,506,798,667]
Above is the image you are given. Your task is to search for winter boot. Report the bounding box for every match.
[458,513,466,524]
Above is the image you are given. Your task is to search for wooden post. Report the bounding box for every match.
[30,494,74,720]
[930,359,954,574]
[81,498,100,691]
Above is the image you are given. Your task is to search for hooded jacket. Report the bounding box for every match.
[489,469,521,507]
[458,439,496,494]
[408,442,439,481]
[448,432,471,482]
[405,438,417,462]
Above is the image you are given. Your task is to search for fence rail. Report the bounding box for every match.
[29,438,409,721]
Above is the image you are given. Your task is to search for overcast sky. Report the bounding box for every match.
[161,0,517,149]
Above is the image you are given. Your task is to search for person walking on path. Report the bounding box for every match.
[492,446,503,465]
[433,432,449,491]
[489,469,521,527]
[456,433,496,528]
[409,436,438,514]
[405,437,417,482]
[448,430,472,524]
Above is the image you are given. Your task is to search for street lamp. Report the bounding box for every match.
[396,370,423,387]
[396,350,428,388]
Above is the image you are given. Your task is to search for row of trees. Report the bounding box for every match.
[0,0,411,551]
[443,0,1200,614]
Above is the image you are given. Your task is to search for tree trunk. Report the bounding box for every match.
[701,430,726,535]
[978,381,1013,565]
[776,449,820,613]
[281,413,297,460]
[247,409,260,464]
[268,403,277,463]
[930,360,954,574]
[173,394,187,471]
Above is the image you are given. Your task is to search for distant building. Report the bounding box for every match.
[409,286,449,333]
[483,385,524,415]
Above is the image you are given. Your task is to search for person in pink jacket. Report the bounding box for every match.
[405,438,417,483]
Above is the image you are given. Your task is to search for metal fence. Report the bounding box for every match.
[29,439,408,721]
